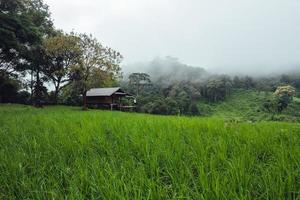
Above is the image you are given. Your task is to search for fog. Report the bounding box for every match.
[123,57,300,79]
[45,0,300,75]
[123,57,207,83]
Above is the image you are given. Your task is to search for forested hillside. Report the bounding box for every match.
[199,90,300,122]
[121,70,300,122]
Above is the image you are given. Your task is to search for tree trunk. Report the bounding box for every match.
[34,69,43,108]
[30,70,34,104]
[82,91,88,110]
[53,78,62,105]
[53,85,60,105]
[54,90,58,104]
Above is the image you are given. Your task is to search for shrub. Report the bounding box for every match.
[274,85,296,112]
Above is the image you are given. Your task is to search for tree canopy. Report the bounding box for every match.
[43,32,82,103]
[0,0,53,74]
[70,33,123,109]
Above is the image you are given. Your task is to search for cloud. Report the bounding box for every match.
[45,0,300,74]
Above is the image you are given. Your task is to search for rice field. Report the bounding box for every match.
[0,105,299,199]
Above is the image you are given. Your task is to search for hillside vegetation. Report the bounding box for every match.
[199,90,300,122]
[0,105,299,199]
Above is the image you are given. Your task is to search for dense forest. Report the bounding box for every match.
[1,0,300,121]
[121,58,300,121]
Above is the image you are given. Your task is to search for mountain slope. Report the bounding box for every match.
[198,90,300,122]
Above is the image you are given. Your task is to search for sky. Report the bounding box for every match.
[44,0,300,74]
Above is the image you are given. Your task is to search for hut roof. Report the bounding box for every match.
[86,87,125,97]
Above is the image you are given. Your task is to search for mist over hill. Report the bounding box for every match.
[122,56,300,84]
[122,57,207,84]
[208,64,300,77]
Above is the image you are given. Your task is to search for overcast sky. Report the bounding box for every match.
[44,0,300,74]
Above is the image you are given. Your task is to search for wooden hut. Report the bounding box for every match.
[86,87,135,110]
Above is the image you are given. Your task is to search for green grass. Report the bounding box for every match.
[198,90,300,122]
[0,105,300,199]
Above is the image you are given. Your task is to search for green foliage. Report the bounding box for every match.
[1,0,122,108]
[0,72,20,103]
[132,81,201,116]
[188,103,199,115]
[274,85,296,112]
[26,45,50,107]
[0,71,32,104]
[32,77,48,106]
[198,90,300,122]
[165,97,179,115]
[148,98,168,114]
[201,76,232,102]
[0,0,53,72]
[128,73,151,96]
[0,0,54,107]
[17,90,31,104]
[59,84,82,106]
[0,105,299,199]
[232,76,256,90]
[70,33,122,109]
[130,78,299,121]
[274,85,296,98]
[43,32,82,103]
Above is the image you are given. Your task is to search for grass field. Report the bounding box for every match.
[0,105,300,199]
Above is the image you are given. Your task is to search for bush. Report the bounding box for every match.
[188,103,200,116]
[17,91,31,104]
[274,85,296,112]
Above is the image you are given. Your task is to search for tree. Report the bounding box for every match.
[280,74,292,84]
[24,0,54,106]
[202,76,232,102]
[255,77,277,93]
[43,33,82,104]
[189,103,199,116]
[176,91,190,113]
[59,84,82,106]
[128,73,151,96]
[243,76,256,89]
[71,34,122,109]
[165,97,179,115]
[0,0,53,75]
[1,0,54,106]
[146,98,168,115]
[233,76,242,88]
[274,85,296,112]
[26,45,50,107]
[0,72,20,103]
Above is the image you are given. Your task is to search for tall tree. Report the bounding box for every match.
[243,76,256,90]
[0,0,54,106]
[0,72,20,103]
[0,0,53,74]
[43,33,82,104]
[128,73,151,96]
[26,45,50,107]
[25,1,53,106]
[202,76,232,102]
[71,34,122,109]
[274,85,296,112]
